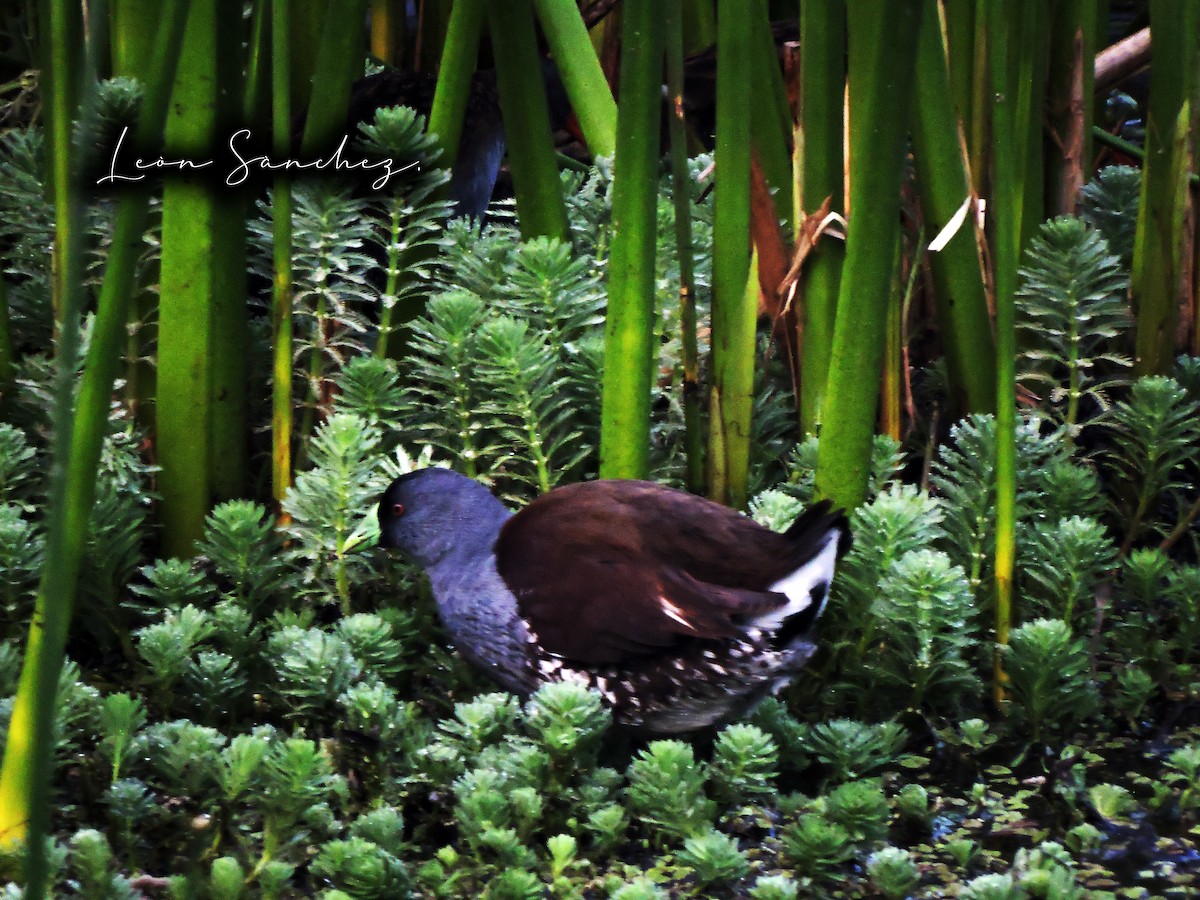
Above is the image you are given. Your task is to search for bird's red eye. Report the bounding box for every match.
[392,502,405,516]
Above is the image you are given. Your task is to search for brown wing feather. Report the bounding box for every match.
[494,480,823,665]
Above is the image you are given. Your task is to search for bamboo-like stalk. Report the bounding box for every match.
[0,2,191,888]
[419,0,455,74]
[943,0,975,122]
[598,0,665,480]
[300,0,369,157]
[1018,2,1049,253]
[287,0,326,113]
[43,1,83,339]
[88,0,113,79]
[912,0,995,415]
[157,0,245,558]
[209,7,250,506]
[987,0,1045,702]
[427,0,486,169]
[749,0,791,229]
[271,0,295,518]
[706,0,755,508]
[942,0,993,199]
[1045,0,1099,215]
[487,0,570,241]
[532,0,617,159]
[814,0,920,510]
[242,0,271,122]
[682,0,716,54]
[110,0,160,429]
[796,0,845,435]
[110,0,158,81]
[665,0,703,494]
[1132,0,1200,376]
[989,2,1017,704]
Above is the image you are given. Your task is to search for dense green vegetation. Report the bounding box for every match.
[0,0,1199,896]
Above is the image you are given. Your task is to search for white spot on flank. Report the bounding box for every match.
[658,595,694,630]
[594,675,618,704]
[754,529,841,630]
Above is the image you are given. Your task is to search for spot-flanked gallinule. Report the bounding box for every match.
[378,468,850,735]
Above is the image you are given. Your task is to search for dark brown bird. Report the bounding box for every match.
[378,468,849,734]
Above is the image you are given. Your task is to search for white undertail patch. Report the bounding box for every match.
[752,529,842,631]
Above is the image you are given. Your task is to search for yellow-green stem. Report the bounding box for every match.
[665,0,704,493]
[532,0,617,158]
[814,0,921,510]
[706,0,755,507]
[598,0,665,478]
[428,0,486,169]
[796,0,845,435]
[488,0,570,241]
[271,0,294,516]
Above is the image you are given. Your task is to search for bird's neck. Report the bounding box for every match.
[424,501,512,580]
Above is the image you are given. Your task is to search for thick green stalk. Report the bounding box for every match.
[1017,2,1048,253]
[242,0,271,122]
[419,0,455,73]
[110,0,160,429]
[43,0,82,339]
[87,0,112,78]
[814,0,920,510]
[912,0,995,415]
[272,0,294,514]
[300,0,369,157]
[0,1,190,887]
[287,0,326,113]
[970,0,992,197]
[532,0,617,159]
[682,0,716,53]
[1132,0,1200,376]
[158,0,245,558]
[706,0,754,507]
[989,3,1016,701]
[428,0,486,168]
[598,0,665,479]
[110,0,158,81]
[665,0,703,493]
[749,0,791,228]
[488,0,569,241]
[943,0,975,123]
[988,0,1043,699]
[796,0,845,435]
[1045,0,1099,215]
[208,8,249,505]
[951,0,992,198]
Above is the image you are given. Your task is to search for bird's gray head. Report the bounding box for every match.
[377,468,510,569]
